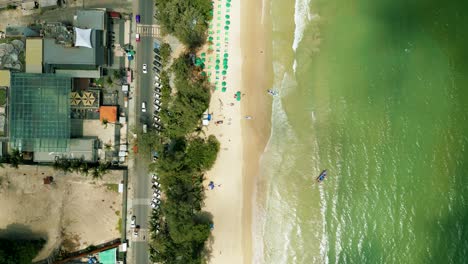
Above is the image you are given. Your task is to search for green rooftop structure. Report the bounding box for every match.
[98,248,117,264]
[9,73,71,152]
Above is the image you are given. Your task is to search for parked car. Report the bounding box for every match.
[142,63,147,74]
[136,33,140,42]
[141,102,146,112]
[153,67,160,74]
[154,99,161,105]
[154,88,161,93]
[153,92,161,99]
[153,61,162,68]
[154,105,161,112]
[136,14,141,23]
[154,76,160,82]
[133,226,140,237]
[154,124,162,131]
[131,216,136,228]
[154,116,160,123]
[153,48,160,54]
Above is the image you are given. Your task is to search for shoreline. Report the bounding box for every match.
[202,0,273,263]
[240,0,273,262]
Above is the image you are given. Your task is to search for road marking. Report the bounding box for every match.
[136,24,161,37]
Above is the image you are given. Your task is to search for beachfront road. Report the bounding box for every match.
[133,0,154,263]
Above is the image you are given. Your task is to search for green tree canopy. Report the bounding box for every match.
[155,0,212,48]
[0,238,45,264]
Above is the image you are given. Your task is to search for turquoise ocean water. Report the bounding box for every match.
[254,0,468,263]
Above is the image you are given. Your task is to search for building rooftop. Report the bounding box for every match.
[33,138,97,162]
[8,73,71,152]
[43,30,104,67]
[75,9,107,31]
[100,106,118,123]
[25,38,43,73]
[0,70,10,87]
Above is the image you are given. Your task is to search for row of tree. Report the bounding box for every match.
[53,158,111,179]
[149,135,219,263]
[148,1,218,262]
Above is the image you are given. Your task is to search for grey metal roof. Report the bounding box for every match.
[75,9,107,31]
[33,138,98,162]
[43,30,105,66]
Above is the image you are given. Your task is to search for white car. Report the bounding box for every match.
[154,76,160,82]
[153,92,160,99]
[154,105,161,112]
[154,116,160,123]
[131,215,136,228]
[142,64,148,74]
[154,99,161,105]
[133,226,140,237]
[151,202,157,208]
[141,102,146,112]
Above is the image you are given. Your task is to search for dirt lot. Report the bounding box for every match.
[0,165,123,261]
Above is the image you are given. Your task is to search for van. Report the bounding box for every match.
[143,124,147,133]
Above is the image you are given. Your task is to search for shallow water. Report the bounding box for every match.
[254,0,468,263]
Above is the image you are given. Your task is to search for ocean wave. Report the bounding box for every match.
[292,0,320,52]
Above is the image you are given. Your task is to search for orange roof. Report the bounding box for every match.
[100,106,117,123]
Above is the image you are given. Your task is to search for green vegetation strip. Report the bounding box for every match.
[0,89,6,106]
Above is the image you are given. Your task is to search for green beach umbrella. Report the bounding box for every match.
[216,59,220,64]
[215,65,220,70]
[225,15,230,19]
[209,36,213,41]
[201,71,206,76]
[224,26,229,30]
[201,52,206,57]
[227,3,231,8]
[223,64,228,69]
[222,81,227,86]
[222,87,227,92]
[223,58,228,64]
[222,70,227,75]
[226,20,231,25]
[224,53,228,58]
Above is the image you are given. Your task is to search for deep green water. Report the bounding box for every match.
[255,0,468,263]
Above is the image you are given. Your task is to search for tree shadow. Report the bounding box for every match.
[0,223,48,241]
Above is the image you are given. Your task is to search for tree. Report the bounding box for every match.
[0,238,45,264]
[160,43,172,65]
[155,0,212,48]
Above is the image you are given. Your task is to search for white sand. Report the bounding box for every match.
[202,0,244,263]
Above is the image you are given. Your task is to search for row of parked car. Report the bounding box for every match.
[152,46,163,131]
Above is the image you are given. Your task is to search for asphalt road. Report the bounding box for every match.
[133,0,155,263]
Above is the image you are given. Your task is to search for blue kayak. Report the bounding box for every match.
[316,169,327,182]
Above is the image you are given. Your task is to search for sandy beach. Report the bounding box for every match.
[203,0,272,263]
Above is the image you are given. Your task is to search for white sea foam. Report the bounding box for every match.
[292,0,320,52]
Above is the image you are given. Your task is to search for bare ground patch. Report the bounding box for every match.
[0,165,123,261]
